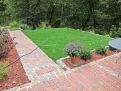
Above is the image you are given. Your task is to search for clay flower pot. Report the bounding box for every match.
[71,56,80,64]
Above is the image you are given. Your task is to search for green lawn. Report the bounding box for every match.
[24,28,111,61]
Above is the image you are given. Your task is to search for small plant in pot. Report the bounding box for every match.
[79,51,92,61]
[64,42,84,64]
[96,47,107,56]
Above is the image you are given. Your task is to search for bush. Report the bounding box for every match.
[52,18,61,28]
[110,24,121,38]
[9,21,19,28]
[94,28,107,35]
[40,22,50,28]
[96,47,107,55]
[79,51,92,60]
[0,27,10,58]
[64,42,84,57]
[19,24,30,30]
[0,62,9,80]
[110,30,121,38]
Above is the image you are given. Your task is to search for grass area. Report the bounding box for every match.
[24,28,111,61]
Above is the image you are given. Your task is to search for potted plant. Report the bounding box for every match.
[79,51,92,61]
[64,42,84,64]
[96,47,107,56]
[70,53,80,64]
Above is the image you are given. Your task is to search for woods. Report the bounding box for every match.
[0,0,121,36]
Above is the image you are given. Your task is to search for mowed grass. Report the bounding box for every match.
[24,28,111,61]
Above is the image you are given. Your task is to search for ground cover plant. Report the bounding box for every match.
[25,28,111,61]
[0,61,9,80]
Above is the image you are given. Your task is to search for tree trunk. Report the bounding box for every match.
[49,4,56,25]
[60,4,64,23]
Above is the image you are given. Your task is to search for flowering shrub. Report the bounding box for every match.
[0,61,9,80]
[0,27,10,58]
[64,42,84,57]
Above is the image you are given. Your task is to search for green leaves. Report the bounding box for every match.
[0,62,9,80]
[1,0,121,34]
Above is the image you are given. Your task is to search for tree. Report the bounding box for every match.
[0,0,7,25]
[1,0,121,35]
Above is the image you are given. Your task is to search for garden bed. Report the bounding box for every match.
[63,49,121,69]
[0,36,29,90]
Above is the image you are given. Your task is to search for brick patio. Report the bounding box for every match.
[3,30,121,91]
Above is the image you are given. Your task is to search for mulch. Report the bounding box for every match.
[63,49,121,69]
[0,35,30,91]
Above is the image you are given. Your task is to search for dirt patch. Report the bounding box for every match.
[63,50,121,69]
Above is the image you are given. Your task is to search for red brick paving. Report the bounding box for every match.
[16,52,121,91]
[6,31,121,91]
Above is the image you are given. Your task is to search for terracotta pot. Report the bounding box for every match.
[71,56,80,64]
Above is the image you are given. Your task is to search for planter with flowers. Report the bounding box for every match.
[64,41,84,64]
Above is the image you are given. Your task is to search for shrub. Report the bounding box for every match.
[52,18,61,28]
[9,21,19,28]
[40,22,50,28]
[94,28,107,35]
[110,24,121,38]
[110,30,121,38]
[0,62,9,80]
[0,27,10,58]
[19,24,30,30]
[64,42,84,57]
[79,51,92,60]
[96,47,107,55]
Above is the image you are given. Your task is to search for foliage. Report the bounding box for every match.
[9,21,31,30]
[0,62,9,80]
[52,18,61,28]
[40,22,50,28]
[19,23,30,30]
[25,28,110,61]
[0,0,7,25]
[96,47,107,55]
[110,24,121,38]
[5,0,47,29]
[79,51,92,60]
[2,0,121,32]
[64,41,84,57]
[110,30,121,38]
[0,27,9,58]
[0,1,6,12]
[0,0,120,34]
[9,21,19,28]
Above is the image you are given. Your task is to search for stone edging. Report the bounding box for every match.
[56,46,110,70]
[56,56,71,71]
